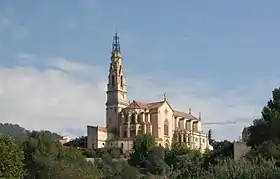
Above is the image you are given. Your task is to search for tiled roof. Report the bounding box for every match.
[126,100,165,109]
[174,110,198,120]
[125,100,199,120]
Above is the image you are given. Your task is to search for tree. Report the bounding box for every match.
[208,129,214,145]
[0,134,24,179]
[145,146,170,175]
[129,134,156,167]
[165,143,204,178]
[21,131,99,179]
[203,140,233,168]
[247,88,280,148]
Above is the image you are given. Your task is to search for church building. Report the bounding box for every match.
[104,32,211,153]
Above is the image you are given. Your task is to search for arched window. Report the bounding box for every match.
[164,119,169,136]
[131,113,136,124]
[121,143,124,149]
[120,75,123,87]
[111,75,115,86]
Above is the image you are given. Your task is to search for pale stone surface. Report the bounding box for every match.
[88,33,212,153]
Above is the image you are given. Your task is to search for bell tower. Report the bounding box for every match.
[106,31,128,137]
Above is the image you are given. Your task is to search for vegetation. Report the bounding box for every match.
[1,87,280,178]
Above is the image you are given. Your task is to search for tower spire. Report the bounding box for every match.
[112,30,120,52]
[163,92,167,101]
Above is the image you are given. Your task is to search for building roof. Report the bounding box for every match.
[125,100,199,120]
[174,110,198,120]
[126,100,165,109]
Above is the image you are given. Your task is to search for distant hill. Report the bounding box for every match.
[0,122,61,139]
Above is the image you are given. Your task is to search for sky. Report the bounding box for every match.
[0,0,280,140]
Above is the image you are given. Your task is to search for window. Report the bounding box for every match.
[131,114,136,124]
[121,143,124,149]
[164,119,169,136]
[120,76,123,87]
[111,75,115,86]
[202,139,205,143]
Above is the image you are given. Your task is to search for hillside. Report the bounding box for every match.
[0,122,61,139]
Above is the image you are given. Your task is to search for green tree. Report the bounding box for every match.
[130,134,156,167]
[22,131,99,179]
[145,147,170,175]
[165,143,203,178]
[203,140,233,169]
[0,134,24,179]
[208,129,214,145]
[247,88,280,148]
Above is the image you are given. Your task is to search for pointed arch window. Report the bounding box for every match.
[120,76,123,87]
[164,119,169,136]
[111,75,115,86]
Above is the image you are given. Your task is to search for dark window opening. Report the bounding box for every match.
[120,76,123,87]
[111,75,115,86]
[164,119,169,136]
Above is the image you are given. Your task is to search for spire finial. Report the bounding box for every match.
[189,108,192,114]
[199,112,201,120]
[163,92,167,101]
[112,30,120,52]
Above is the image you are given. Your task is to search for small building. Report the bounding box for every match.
[87,125,107,149]
[59,136,70,145]
[233,141,250,160]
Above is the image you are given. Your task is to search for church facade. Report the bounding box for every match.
[105,32,211,153]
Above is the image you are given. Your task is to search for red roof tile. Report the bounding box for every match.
[126,100,148,109]
[125,100,199,120]
[126,100,165,109]
[174,110,198,120]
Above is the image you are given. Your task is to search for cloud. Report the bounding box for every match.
[0,55,278,140]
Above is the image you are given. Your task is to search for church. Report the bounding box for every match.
[89,32,211,153]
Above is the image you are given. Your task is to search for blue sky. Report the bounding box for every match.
[0,0,280,140]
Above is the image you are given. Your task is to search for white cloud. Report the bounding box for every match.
[49,57,93,72]
[0,56,278,140]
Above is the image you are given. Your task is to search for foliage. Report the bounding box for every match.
[145,146,170,175]
[208,129,214,145]
[247,88,280,148]
[205,159,280,179]
[203,140,234,168]
[0,122,61,140]
[130,134,156,167]
[0,123,29,138]
[0,134,24,179]
[3,87,280,178]
[21,131,99,179]
[64,136,87,148]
